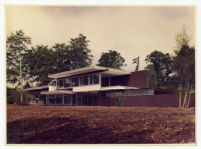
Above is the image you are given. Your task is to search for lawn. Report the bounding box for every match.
[7,104,195,144]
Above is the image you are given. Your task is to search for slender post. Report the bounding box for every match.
[99,73,102,87]
[20,58,23,104]
[62,95,64,105]
[46,95,48,105]
[109,77,111,86]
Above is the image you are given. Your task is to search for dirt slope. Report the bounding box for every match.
[7,104,195,144]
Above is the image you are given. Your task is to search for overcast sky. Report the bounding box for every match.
[5,5,195,72]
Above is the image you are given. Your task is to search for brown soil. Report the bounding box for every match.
[7,104,195,144]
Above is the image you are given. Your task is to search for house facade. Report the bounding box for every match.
[26,66,153,106]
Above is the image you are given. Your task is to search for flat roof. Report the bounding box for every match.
[24,86,48,91]
[48,66,130,79]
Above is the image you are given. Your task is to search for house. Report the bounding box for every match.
[25,66,154,106]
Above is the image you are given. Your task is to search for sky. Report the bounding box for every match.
[5,5,195,72]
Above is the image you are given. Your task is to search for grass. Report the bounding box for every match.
[7,104,195,144]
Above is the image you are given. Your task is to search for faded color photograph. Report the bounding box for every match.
[6,5,195,144]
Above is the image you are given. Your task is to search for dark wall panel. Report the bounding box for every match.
[123,93,195,107]
[127,70,149,88]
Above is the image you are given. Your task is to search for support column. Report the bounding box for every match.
[62,94,64,105]
[99,73,102,87]
[109,77,111,86]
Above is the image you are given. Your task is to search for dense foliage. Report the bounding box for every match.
[97,50,126,69]
[7,87,34,105]
[145,50,172,88]
[6,30,31,86]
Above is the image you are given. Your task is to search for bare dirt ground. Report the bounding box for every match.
[7,104,195,144]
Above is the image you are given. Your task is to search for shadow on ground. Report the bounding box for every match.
[7,117,155,144]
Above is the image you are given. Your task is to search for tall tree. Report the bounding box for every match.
[145,50,172,88]
[68,33,93,70]
[175,25,192,50]
[173,45,195,108]
[98,50,126,69]
[23,45,55,85]
[23,33,94,85]
[145,65,158,88]
[52,43,71,72]
[173,25,194,108]
[7,30,31,103]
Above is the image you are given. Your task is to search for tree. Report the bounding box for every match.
[7,87,34,105]
[52,43,71,72]
[109,92,124,106]
[6,30,31,103]
[68,33,93,70]
[145,65,158,88]
[173,45,195,108]
[173,25,195,108]
[23,45,55,85]
[145,50,172,88]
[23,33,93,86]
[175,25,192,50]
[98,50,126,69]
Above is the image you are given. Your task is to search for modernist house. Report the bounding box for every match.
[26,66,154,106]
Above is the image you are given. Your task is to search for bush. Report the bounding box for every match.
[109,92,124,106]
[7,87,34,105]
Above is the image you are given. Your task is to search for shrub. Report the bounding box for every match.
[109,92,124,106]
[7,87,34,105]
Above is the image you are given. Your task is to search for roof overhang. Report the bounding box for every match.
[101,68,130,76]
[48,66,107,79]
[48,66,130,79]
[41,90,75,95]
[24,86,48,91]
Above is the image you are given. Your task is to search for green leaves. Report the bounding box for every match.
[98,50,126,69]
[145,50,172,88]
[6,30,31,86]
[22,33,93,86]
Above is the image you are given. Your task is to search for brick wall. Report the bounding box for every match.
[122,93,195,107]
[127,70,149,88]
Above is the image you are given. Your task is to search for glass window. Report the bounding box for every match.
[89,73,99,85]
[80,75,88,86]
[93,73,99,84]
[64,78,72,87]
[64,95,72,104]
[72,77,79,86]
[55,95,63,104]
[49,95,55,104]
[72,95,76,105]
[58,79,64,88]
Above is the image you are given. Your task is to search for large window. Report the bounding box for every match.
[58,79,64,88]
[93,73,99,84]
[55,95,63,104]
[89,73,99,85]
[80,75,89,86]
[64,78,72,88]
[72,77,79,86]
[58,73,100,87]
[64,95,72,105]
[49,95,55,104]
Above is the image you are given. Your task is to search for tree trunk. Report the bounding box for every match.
[182,92,188,108]
[179,75,183,108]
[182,76,190,108]
[186,83,193,108]
[20,58,23,104]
